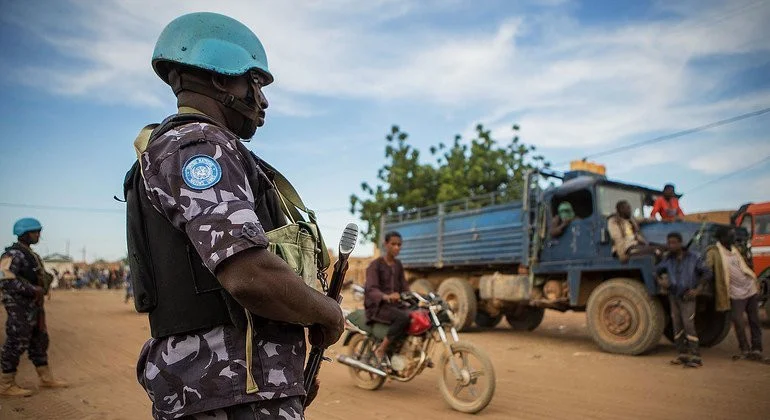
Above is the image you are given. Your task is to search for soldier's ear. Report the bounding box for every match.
[211,74,229,93]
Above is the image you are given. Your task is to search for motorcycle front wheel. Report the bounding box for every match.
[347,334,386,390]
[438,341,496,413]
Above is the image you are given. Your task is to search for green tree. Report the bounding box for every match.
[351,124,548,242]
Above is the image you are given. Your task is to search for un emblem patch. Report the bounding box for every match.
[182,155,222,190]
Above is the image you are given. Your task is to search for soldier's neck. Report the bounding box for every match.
[177,95,229,128]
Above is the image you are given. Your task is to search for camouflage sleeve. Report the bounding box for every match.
[142,123,269,273]
[0,250,38,297]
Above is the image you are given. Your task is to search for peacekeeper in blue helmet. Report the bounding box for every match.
[0,218,68,397]
[126,12,344,419]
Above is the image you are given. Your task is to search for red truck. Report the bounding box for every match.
[731,202,770,317]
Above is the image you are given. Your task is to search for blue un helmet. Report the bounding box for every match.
[152,12,273,85]
[13,218,42,237]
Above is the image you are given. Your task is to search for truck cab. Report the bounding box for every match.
[526,170,732,354]
[732,202,770,280]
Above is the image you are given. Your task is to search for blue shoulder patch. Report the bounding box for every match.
[182,155,222,190]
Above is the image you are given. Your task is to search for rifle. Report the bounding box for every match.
[303,223,358,405]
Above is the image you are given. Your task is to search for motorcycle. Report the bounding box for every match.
[337,286,496,413]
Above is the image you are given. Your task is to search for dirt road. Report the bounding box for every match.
[1,290,769,420]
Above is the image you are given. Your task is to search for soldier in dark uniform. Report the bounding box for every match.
[126,12,344,419]
[0,218,68,397]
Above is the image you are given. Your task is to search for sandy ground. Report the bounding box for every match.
[1,289,769,420]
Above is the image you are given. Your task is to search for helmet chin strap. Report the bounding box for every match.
[173,77,258,122]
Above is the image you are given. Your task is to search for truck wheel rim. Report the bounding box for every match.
[445,292,459,312]
[602,298,638,337]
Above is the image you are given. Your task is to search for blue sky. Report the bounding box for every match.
[0,0,769,261]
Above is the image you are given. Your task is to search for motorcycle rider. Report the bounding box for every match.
[364,231,412,361]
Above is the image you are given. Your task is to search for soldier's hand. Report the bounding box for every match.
[309,301,344,349]
[303,377,320,408]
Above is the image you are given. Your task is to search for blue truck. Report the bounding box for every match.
[382,169,742,355]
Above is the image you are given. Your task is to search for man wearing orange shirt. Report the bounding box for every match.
[652,184,685,222]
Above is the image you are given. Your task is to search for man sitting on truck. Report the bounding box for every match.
[364,231,412,362]
[550,202,577,238]
[651,184,685,222]
[608,200,663,262]
[656,232,711,367]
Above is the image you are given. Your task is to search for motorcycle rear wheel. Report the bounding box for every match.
[347,334,386,390]
[438,341,496,413]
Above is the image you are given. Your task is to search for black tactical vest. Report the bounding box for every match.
[124,114,287,338]
[6,243,40,286]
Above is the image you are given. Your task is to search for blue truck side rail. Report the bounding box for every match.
[383,199,525,270]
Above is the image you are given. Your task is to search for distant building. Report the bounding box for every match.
[683,211,732,225]
[347,256,374,285]
[43,253,75,276]
[323,248,374,286]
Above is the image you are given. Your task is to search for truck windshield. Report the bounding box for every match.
[596,185,645,218]
[756,214,770,236]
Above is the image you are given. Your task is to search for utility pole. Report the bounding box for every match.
[81,246,87,263]
[65,240,70,258]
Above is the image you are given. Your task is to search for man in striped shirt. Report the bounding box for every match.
[708,227,763,360]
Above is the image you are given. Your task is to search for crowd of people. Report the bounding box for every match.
[49,267,128,291]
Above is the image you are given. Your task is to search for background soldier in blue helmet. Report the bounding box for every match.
[0,218,68,397]
[124,12,344,419]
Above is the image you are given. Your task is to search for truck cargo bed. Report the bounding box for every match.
[383,201,524,270]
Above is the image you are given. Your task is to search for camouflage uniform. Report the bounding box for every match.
[136,120,307,419]
[186,397,303,420]
[0,245,49,373]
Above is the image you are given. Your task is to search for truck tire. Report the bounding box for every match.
[410,278,434,296]
[586,278,665,355]
[662,296,731,348]
[504,306,545,331]
[475,311,503,328]
[438,277,477,331]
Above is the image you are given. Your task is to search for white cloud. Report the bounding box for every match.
[3,0,769,155]
[689,141,770,174]
[685,172,770,212]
